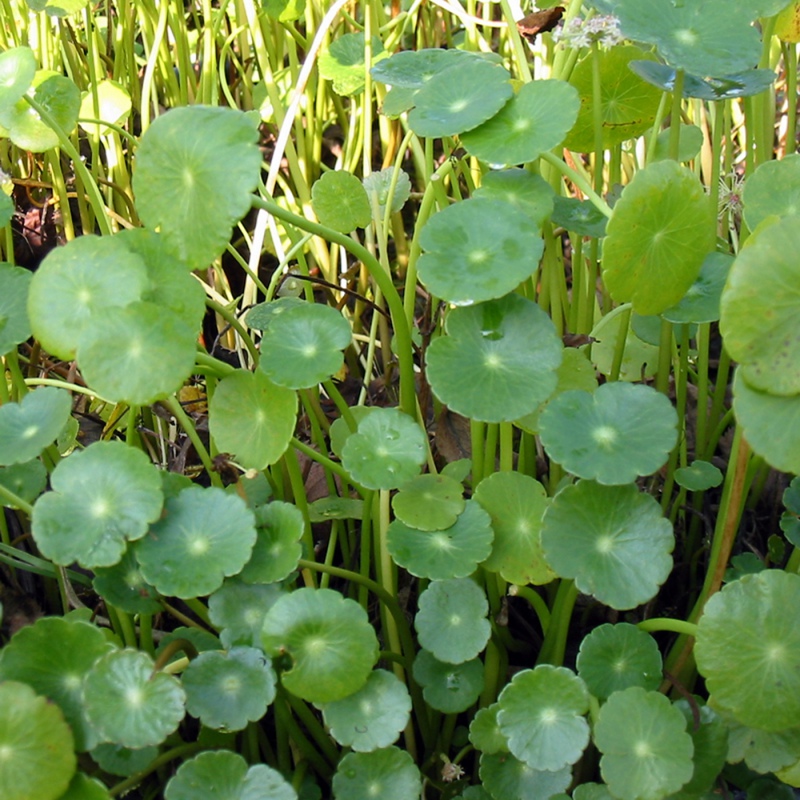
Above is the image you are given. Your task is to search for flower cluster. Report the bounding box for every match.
[553,14,624,49]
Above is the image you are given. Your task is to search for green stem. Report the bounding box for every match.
[637,618,698,637]
[164,395,223,488]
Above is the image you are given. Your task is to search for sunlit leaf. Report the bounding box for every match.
[332,748,421,800]
[0,264,31,355]
[311,170,372,232]
[0,387,71,466]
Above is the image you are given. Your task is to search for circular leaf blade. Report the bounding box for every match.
[0,386,71,466]
[333,747,421,800]
[311,170,371,232]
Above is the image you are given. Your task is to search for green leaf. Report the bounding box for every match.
[0,46,36,119]
[744,154,800,231]
[473,169,554,230]
[0,387,71,466]
[541,480,674,610]
[724,711,800,774]
[91,743,158,778]
[262,587,379,703]
[318,33,386,96]
[133,106,262,269]
[0,616,114,751]
[670,701,728,800]
[239,501,304,584]
[28,234,148,360]
[0,681,76,800]
[603,160,715,315]
[413,648,484,713]
[2,73,80,152]
[0,264,31,355]
[391,473,465,531]
[576,623,662,700]
[135,486,257,598]
[539,382,678,485]
[408,57,512,138]
[630,61,775,101]
[461,79,579,166]
[479,752,571,800]
[311,170,372,232]
[0,458,47,508]
[564,46,663,153]
[332,748,421,800]
[469,703,508,755]
[594,687,694,800]
[695,569,800,732]
[551,197,608,238]
[662,252,733,324]
[418,197,543,305]
[370,48,470,88]
[362,167,412,216]
[77,300,197,405]
[674,461,723,491]
[263,0,305,23]
[165,750,296,800]
[245,296,305,331]
[650,124,704,163]
[415,578,491,664]
[426,295,563,422]
[259,301,352,387]
[92,549,161,615]
[83,649,185,748]
[387,499,493,580]
[589,304,659,382]
[731,369,800,474]
[78,78,131,136]
[209,579,282,649]
[497,665,590,772]
[721,216,800,395]
[612,0,761,77]
[208,370,297,471]
[341,407,426,490]
[183,646,276,730]
[320,669,411,752]
[473,471,554,586]
[58,772,112,800]
[32,440,163,568]
[25,0,88,16]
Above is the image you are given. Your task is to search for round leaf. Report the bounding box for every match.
[473,471,554,586]
[92,549,162,615]
[59,772,112,800]
[135,486,257,598]
[391,473,465,531]
[209,579,282,649]
[0,264,31,355]
[417,197,543,305]
[77,301,197,404]
[408,58,512,138]
[318,33,386,96]
[469,703,507,755]
[259,301,352,388]
[261,587,379,704]
[564,47,662,153]
[538,382,678,485]
[78,78,131,136]
[165,750,296,800]
[83,649,185,748]
[413,648,484,714]
[332,747,421,800]
[473,169,555,230]
[362,167,412,216]
[0,616,114,751]
[320,669,411,752]
[721,216,800,395]
[461,79,579,166]
[311,171,371,232]
[370,48,469,89]
[208,370,297,470]
[28,234,148,359]
[387,499,493,580]
[415,578,491,664]
[426,294,563,422]
[341,407,426,490]
[674,460,723,491]
[0,46,36,119]
[497,665,590,772]
[0,458,47,508]
[32,440,163,568]
[731,369,800,474]
[603,160,715,315]
[541,480,674,610]
[662,252,733,324]
[91,743,159,778]
[479,752,571,800]
[183,646,276,731]
[743,155,800,232]
[576,623,662,700]
[0,681,76,800]
[0,386,71,466]
[551,197,608,238]
[594,687,694,800]
[695,569,800,732]
[239,501,304,584]
[133,106,262,268]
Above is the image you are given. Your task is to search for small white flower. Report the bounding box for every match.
[553,14,623,49]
